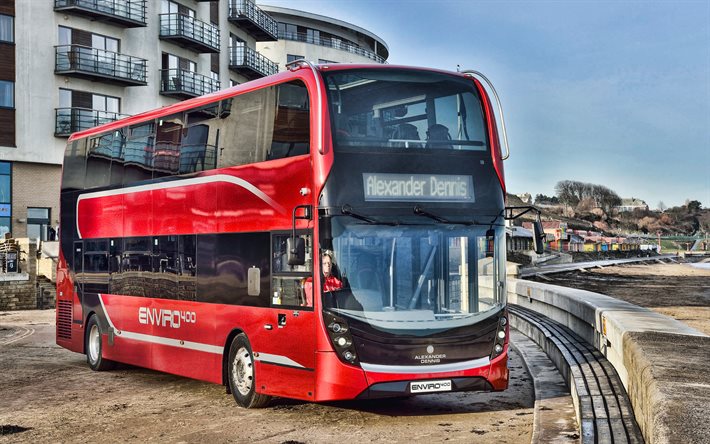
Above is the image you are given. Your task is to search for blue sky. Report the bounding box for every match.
[262,0,709,209]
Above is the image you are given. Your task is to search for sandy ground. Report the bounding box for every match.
[534,262,710,335]
[0,310,534,443]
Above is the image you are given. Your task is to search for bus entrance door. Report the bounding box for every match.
[256,308,316,401]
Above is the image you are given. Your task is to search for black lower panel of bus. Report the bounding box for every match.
[356,377,492,399]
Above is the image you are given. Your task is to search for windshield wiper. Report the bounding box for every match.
[341,204,378,224]
[413,205,473,225]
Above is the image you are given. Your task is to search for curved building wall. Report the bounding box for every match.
[257,5,388,70]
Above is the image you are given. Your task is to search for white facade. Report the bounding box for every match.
[257,5,388,70]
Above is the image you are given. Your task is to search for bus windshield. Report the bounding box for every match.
[323,68,489,152]
[323,217,506,335]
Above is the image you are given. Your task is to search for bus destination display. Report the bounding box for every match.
[363,173,474,202]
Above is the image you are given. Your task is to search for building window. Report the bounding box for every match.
[318,59,337,65]
[287,54,304,64]
[0,162,10,238]
[0,81,13,108]
[0,15,13,43]
[27,208,51,242]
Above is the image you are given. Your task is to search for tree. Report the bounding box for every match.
[687,200,702,212]
[555,180,621,213]
[535,194,559,205]
[657,201,667,212]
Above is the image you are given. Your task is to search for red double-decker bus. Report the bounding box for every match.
[56,62,517,408]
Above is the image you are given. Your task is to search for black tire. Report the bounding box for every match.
[227,333,271,408]
[85,314,115,371]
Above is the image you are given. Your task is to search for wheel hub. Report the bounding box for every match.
[232,346,254,396]
[88,324,100,364]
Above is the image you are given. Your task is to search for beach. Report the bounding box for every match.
[530,261,710,335]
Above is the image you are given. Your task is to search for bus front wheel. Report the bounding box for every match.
[227,333,271,408]
[85,314,115,371]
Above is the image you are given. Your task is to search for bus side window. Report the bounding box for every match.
[62,139,87,192]
[85,133,112,189]
[108,238,122,295]
[154,113,184,178]
[124,122,155,184]
[180,124,215,174]
[272,232,313,307]
[268,81,310,160]
[83,239,109,294]
[178,234,196,301]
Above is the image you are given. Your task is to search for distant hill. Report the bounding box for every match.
[506,194,709,237]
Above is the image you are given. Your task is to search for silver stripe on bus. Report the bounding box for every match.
[253,352,306,369]
[76,174,286,239]
[97,295,223,355]
[359,357,491,374]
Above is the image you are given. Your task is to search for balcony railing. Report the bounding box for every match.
[228,0,277,41]
[55,45,147,86]
[229,45,278,80]
[159,13,220,53]
[55,107,129,137]
[54,0,147,28]
[279,31,386,64]
[160,69,220,99]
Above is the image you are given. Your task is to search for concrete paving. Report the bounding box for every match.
[511,330,579,443]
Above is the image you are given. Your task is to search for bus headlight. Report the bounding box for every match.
[324,311,359,366]
[491,313,508,359]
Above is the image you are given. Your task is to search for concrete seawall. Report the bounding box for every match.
[507,278,710,444]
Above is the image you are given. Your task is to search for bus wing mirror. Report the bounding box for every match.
[287,237,306,266]
[485,228,495,257]
[532,221,545,254]
[247,266,261,296]
[289,205,312,266]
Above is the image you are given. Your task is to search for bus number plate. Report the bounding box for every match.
[410,379,452,394]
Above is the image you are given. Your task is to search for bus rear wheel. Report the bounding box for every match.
[85,314,115,371]
[227,333,271,408]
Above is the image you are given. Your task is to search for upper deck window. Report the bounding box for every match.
[322,69,489,152]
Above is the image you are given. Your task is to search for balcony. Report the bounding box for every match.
[279,31,386,64]
[55,45,147,86]
[159,13,220,53]
[160,69,220,100]
[54,0,147,28]
[228,0,277,42]
[55,108,129,137]
[229,45,278,80]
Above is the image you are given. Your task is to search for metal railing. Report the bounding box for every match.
[279,31,386,64]
[54,0,146,25]
[229,45,278,77]
[159,13,220,52]
[55,44,147,84]
[55,107,129,137]
[160,69,220,97]
[228,0,278,40]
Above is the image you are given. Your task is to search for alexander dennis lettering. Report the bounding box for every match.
[363,173,474,202]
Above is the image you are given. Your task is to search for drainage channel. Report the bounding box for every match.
[509,304,644,444]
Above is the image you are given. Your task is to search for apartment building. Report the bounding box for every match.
[1,1,387,241]
[257,5,388,69]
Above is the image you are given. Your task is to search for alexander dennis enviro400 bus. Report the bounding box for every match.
[56,62,543,408]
